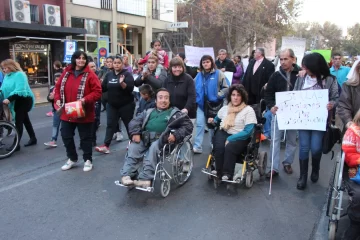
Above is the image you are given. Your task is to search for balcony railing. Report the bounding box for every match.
[101,0,112,10]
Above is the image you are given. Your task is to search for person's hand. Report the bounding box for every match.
[327,102,334,111]
[221,68,226,72]
[270,106,278,115]
[119,75,125,84]
[225,140,229,146]
[208,118,214,124]
[56,100,61,107]
[168,134,176,143]
[132,135,141,143]
[297,70,306,77]
[181,108,188,114]
[142,71,149,80]
[346,121,353,129]
[3,99,10,105]
[80,98,85,106]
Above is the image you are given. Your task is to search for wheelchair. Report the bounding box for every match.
[326,152,349,239]
[115,134,194,198]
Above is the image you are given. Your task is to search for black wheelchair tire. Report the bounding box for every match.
[0,120,19,159]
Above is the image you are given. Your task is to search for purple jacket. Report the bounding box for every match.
[232,64,243,85]
[124,65,133,74]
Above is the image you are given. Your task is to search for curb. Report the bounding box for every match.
[309,203,328,240]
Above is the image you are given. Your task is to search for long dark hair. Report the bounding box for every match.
[70,51,89,70]
[199,55,216,72]
[302,52,331,87]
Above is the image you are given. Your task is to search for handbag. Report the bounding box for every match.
[64,101,86,119]
[322,110,341,156]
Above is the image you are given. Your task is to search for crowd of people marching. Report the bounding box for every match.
[1,39,360,239]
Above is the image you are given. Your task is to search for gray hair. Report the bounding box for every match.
[280,48,296,58]
[218,49,227,54]
[346,61,360,87]
[256,47,265,57]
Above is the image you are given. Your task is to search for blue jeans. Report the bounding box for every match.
[298,130,325,161]
[263,109,272,138]
[268,115,297,172]
[51,110,61,141]
[194,107,205,150]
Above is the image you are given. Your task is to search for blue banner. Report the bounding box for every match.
[63,41,77,63]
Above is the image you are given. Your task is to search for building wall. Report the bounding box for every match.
[1,0,66,27]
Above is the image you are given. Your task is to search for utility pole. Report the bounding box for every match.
[190,4,194,46]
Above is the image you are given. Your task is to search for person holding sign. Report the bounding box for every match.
[293,53,339,190]
[264,49,300,178]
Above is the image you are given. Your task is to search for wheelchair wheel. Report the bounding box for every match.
[172,141,193,185]
[160,180,171,198]
[245,171,254,188]
[258,152,267,176]
[0,120,19,159]
[328,221,337,240]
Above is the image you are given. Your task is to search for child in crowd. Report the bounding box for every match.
[44,73,61,148]
[138,40,169,77]
[136,84,155,116]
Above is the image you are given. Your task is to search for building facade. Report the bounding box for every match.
[66,0,177,60]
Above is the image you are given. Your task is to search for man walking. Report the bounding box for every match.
[330,53,350,88]
[264,49,299,178]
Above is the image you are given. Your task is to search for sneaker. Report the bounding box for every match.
[61,159,76,171]
[222,175,229,181]
[116,132,124,142]
[44,140,57,147]
[95,145,110,154]
[266,170,279,179]
[211,170,217,175]
[83,160,93,172]
[134,180,151,188]
[121,176,134,186]
[112,133,116,140]
[46,111,53,117]
[193,147,202,154]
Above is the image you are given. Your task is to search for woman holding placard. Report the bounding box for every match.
[293,52,338,190]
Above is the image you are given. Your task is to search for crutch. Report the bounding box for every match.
[269,114,277,195]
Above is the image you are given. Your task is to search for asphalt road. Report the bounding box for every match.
[0,105,346,240]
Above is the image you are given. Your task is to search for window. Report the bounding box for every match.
[86,19,98,35]
[30,5,39,23]
[71,17,85,28]
[100,22,111,36]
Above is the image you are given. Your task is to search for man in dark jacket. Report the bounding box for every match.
[215,49,236,73]
[177,52,198,79]
[264,49,299,178]
[120,88,193,188]
[243,47,275,105]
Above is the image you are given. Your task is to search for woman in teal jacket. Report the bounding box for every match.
[1,59,37,152]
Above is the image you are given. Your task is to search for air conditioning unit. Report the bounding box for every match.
[43,4,61,26]
[10,0,31,24]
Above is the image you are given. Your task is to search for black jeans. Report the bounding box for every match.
[213,130,249,178]
[91,100,101,143]
[104,102,135,147]
[61,121,93,162]
[14,97,36,142]
[346,179,360,223]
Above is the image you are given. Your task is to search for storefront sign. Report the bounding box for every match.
[14,44,47,51]
[98,37,109,67]
[63,41,77,63]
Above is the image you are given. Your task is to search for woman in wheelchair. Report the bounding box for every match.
[341,109,360,239]
[208,84,257,181]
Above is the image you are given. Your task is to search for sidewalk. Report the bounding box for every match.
[31,86,49,104]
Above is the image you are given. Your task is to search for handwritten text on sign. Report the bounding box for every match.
[276,89,328,131]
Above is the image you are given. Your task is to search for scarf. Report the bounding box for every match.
[60,71,88,106]
[222,102,247,130]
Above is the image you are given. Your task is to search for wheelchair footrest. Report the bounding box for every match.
[135,186,154,192]
[201,168,217,178]
[222,179,241,184]
[114,180,132,188]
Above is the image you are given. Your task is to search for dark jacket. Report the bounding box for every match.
[97,67,111,81]
[136,97,155,116]
[135,69,167,91]
[102,69,134,109]
[47,86,56,111]
[337,83,360,126]
[162,72,196,119]
[264,65,300,109]
[215,58,236,73]
[243,58,275,105]
[128,107,193,149]
[185,64,198,79]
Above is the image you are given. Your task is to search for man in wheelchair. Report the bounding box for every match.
[120,88,193,188]
[208,85,258,180]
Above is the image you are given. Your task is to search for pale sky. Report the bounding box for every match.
[298,0,359,35]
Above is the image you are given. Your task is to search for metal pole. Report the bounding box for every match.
[190,5,194,46]
[12,44,15,60]
[47,44,51,88]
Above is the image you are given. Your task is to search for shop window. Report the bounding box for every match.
[100,22,111,36]
[30,5,39,23]
[87,42,97,53]
[71,17,85,29]
[77,41,86,52]
[73,35,85,40]
[86,19,98,35]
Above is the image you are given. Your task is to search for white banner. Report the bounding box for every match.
[276,89,328,131]
[224,71,233,82]
[184,45,215,67]
[281,37,306,66]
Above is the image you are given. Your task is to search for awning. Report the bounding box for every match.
[0,20,86,38]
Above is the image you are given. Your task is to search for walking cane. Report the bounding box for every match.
[269,114,277,195]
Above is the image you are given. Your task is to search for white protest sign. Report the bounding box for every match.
[281,37,306,67]
[184,45,215,67]
[224,71,233,82]
[276,89,328,131]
